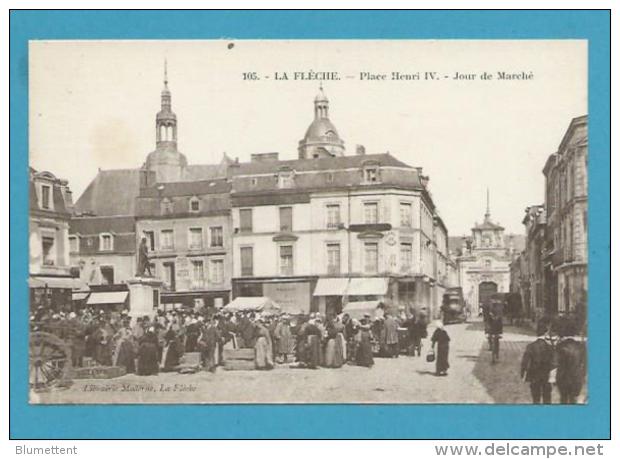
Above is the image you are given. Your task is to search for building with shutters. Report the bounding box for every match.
[29,168,83,311]
[230,88,452,318]
[542,115,588,325]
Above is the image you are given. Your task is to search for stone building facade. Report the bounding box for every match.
[68,73,453,317]
[230,89,450,318]
[451,193,519,316]
[29,168,79,310]
[543,115,588,322]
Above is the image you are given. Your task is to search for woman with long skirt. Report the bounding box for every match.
[324,318,345,368]
[304,320,322,369]
[356,316,374,368]
[430,321,450,376]
[113,322,136,374]
[254,320,274,370]
[137,327,159,376]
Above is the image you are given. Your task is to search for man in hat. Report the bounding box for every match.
[521,322,554,404]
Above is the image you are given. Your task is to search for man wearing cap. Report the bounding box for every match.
[521,322,554,404]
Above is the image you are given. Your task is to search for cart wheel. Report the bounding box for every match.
[29,332,72,391]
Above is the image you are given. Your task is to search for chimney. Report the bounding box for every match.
[356,144,366,156]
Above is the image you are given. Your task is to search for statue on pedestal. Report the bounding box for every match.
[137,237,153,277]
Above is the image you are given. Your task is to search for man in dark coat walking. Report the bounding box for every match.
[555,318,586,404]
[521,323,554,404]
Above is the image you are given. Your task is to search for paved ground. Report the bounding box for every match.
[32,321,571,404]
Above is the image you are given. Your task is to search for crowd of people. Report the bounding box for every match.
[29,304,433,375]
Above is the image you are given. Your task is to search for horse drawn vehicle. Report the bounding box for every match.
[441,287,467,324]
[29,321,73,391]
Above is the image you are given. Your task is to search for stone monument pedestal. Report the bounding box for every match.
[126,277,164,320]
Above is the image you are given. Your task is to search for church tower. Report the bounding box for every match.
[145,61,187,183]
[471,188,505,249]
[298,85,345,159]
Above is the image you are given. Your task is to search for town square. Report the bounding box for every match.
[28,40,587,405]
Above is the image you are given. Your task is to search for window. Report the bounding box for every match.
[327,243,341,274]
[189,197,200,212]
[278,170,294,189]
[326,204,341,228]
[100,233,113,251]
[161,198,173,215]
[41,185,51,210]
[364,202,379,224]
[163,198,174,215]
[191,260,204,288]
[68,235,79,253]
[240,209,253,232]
[143,231,155,251]
[279,207,293,232]
[400,202,412,227]
[279,245,293,276]
[100,266,114,285]
[363,167,379,183]
[160,230,174,250]
[209,259,224,284]
[240,247,253,276]
[400,243,412,271]
[210,226,223,248]
[163,262,175,290]
[364,242,379,273]
[189,228,203,250]
[42,236,55,266]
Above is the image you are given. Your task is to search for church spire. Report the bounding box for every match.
[485,187,491,222]
[156,59,176,146]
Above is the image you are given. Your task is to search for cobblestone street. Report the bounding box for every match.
[32,321,564,404]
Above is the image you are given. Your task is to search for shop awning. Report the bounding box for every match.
[87,291,128,305]
[346,277,389,296]
[342,300,385,320]
[29,276,86,290]
[313,278,349,296]
[72,292,90,301]
[222,296,281,314]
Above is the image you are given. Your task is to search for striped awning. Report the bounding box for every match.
[87,291,128,305]
[313,278,349,296]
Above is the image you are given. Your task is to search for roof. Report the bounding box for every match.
[70,215,135,235]
[303,118,341,141]
[139,179,231,198]
[75,168,142,216]
[233,153,412,176]
[184,163,230,181]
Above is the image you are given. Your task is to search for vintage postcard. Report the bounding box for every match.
[27,39,588,405]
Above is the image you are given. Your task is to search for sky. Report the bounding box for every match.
[29,40,587,235]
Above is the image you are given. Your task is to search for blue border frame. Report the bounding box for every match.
[9,10,610,439]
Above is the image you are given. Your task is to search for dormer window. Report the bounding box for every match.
[161,198,173,215]
[189,197,200,213]
[40,184,52,210]
[99,233,113,251]
[362,161,381,184]
[277,168,294,189]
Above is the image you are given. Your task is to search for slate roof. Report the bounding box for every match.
[138,178,231,198]
[75,169,142,217]
[232,153,412,175]
[69,215,135,235]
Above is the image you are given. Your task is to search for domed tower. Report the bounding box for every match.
[145,61,187,182]
[298,85,345,159]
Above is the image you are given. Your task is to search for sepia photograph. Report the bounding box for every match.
[27,39,588,405]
